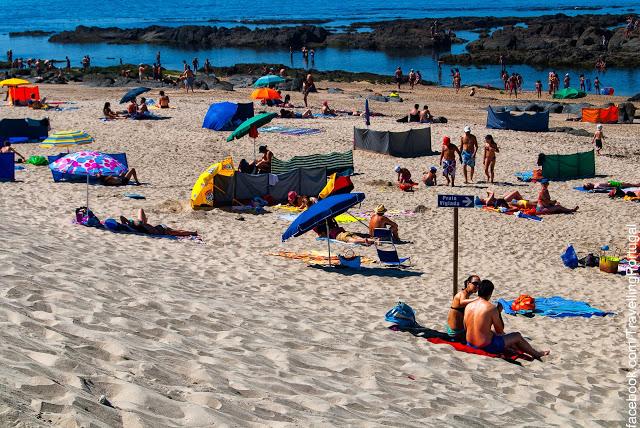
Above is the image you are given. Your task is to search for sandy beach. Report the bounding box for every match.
[0,80,636,427]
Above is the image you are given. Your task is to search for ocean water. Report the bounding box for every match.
[1,0,640,94]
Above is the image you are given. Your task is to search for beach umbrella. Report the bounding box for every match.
[250,87,281,101]
[40,130,94,152]
[227,112,277,160]
[50,151,126,210]
[282,192,365,266]
[253,75,285,88]
[120,87,151,104]
[0,78,29,87]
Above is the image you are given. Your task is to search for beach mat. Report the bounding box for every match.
[259,125,322,136]
[573,186,610,193]
[497,296,613,318]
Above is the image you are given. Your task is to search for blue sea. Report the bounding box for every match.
[2,0,640,94]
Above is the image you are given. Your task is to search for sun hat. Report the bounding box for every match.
[394,165,401,173]
[430,166,437,172]
[375,204,387,214]
[464,126,471,133]
[443,136,451,145]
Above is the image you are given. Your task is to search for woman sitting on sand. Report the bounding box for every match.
[537,180,578,214]
[446,275,480,338]
[98,168,140,186]
[119,209,197,237]
[103,102,120,119]
[158,91,170,108]
[138,97,149,115]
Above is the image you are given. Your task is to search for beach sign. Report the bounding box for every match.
[438,194,475,296]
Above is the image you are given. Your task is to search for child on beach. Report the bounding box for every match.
[592,124,605,155]
[422,167,438,186]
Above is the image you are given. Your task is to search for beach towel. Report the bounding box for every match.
[515,171,533,182]
[497,296,612,318]
[573,186,610,193]
[269,250,375,265]
[315,237,363,247]
[259,125,322,136]
[77,219,202,242]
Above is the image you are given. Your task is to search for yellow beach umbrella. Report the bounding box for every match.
[40,130,94,151]
[0,78,30,87]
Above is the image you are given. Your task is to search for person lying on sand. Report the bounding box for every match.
[446,275,480,338]
[465,280,550,360]
[279,108,312,119]
[476,190,534,210]
[537,180,578,214]
[27,94,46,110]
[99,168,140,186]
[0,141,26,163]
[314,217,374,246]
[368,204,400,241]
[119,209,197,237]
[583,181,640,190]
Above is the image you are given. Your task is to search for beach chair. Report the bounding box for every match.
[373,228,410,267]
[0,152,15,182]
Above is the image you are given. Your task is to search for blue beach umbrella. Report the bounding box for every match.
[282,192,365,266]
[120,87,151,104]
[253,75,285,88]
[364,98,371,127]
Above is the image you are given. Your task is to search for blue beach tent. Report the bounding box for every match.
[202,102,254,131]
[486,106,549,132]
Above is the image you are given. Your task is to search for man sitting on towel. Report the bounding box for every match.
[368,204,400,241]
[464,280,549,360]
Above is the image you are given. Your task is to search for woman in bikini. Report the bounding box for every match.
[99,168,140,186]
[483,135,499,183]
[103,102,120,119]
[446,275,480,338]
[119,209,197,237]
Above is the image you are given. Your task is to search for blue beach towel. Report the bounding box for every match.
[515,171,533,182]
[497,296,613,318]
[573,186,609,193]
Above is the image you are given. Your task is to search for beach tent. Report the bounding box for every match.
[541,150,595,180]
[191,158,327,208]
[581,106,618,124]
[353,127,433,157]
[271,150,354,176]
[0,118,49,143]
[486,106,549,132]
[553,88,586,99]
[202,102,254,131]
[8,86,40,105]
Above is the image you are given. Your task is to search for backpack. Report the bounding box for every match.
[561,245,579,269]
[512,295,536,312]
[385,302,417,329]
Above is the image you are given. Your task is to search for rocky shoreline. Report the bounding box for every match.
[8,13,638,68]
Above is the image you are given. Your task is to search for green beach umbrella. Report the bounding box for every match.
[227,112,277,161]
[253,75,285,88]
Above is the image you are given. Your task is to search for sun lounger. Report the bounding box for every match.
[49,153,128,182]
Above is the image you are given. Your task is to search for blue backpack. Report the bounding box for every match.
[561,245,579,269]
[385,302,417,329]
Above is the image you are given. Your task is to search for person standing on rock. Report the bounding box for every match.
[192,57,199,75]
[394,66,402,90]
[459,126,478,184]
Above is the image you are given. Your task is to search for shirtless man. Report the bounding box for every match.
[368,204,400,241]
[408,104,420,122]
[158,91,170,108]
[464,280,550,360]
[419,105,432,123]
[394,66,402,90]
[440,136,461,187]
[537,179,578,214]
[459,126,478,184]
[483,134,499,183]
[181,66,195,93]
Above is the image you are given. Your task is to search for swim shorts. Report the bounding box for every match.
[446,324,464,337]
[442,159,456,177]
[461,150,475,167]
[468,335,505,354]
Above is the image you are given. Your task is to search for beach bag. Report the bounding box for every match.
[26,155,48,166]
[512,295,536,312]
[561,245,579,269]
[338,249,361,269]
[75,207,101,228]
[384,302,417,329]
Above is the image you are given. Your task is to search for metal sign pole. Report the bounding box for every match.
[453,207,459,297]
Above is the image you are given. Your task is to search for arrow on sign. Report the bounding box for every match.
[462,196,473,207]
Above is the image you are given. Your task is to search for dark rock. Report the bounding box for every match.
[618,102,637,123]
[9,30,54,37]
[629,93,640,102]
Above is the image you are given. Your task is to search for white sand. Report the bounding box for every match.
[0,81,636,426]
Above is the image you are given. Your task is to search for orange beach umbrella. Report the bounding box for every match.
[250,87,281,101]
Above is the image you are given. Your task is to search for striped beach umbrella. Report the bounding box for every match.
[40,130,94,150]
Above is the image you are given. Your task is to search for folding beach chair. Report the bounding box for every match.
[373,228,410,267]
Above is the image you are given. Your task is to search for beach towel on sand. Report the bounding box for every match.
[388,325,532,362]
[497,296,612,318]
